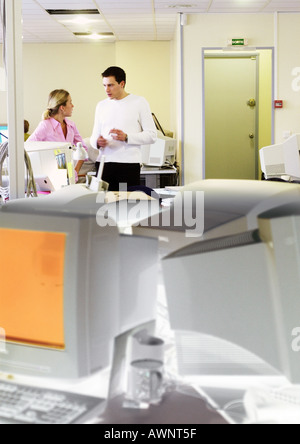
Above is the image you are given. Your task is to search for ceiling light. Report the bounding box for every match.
[168,4,196,8]
[74,32,115,42]
[68,17,96,25]
[46,9,100,16]
[89,34,106,40]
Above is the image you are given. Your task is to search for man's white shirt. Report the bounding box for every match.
[91,94,157,164]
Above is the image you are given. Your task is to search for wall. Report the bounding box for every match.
[277,14,300,142]
[0,40,172,140]
[23,43,115,138]
[115,41,171,132]
[181,13,300,185]
[258,49,273,151]
[182,13,275,184]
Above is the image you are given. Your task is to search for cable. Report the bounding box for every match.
[0,141,38,200]
[24,149,37,197]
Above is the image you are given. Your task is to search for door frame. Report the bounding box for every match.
[202,47,275,180]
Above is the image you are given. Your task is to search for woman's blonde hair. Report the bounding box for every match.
[43,89,70,120]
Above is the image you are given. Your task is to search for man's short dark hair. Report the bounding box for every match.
[101,66,126,85]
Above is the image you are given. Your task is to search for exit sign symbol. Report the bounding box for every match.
[228,38,248,47]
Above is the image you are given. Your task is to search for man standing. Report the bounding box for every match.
[90,66,157,191]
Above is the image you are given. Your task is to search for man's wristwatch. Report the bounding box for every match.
[125,134,128,143]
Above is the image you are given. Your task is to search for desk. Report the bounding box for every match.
[141,167,178,189]
[98,389,228,425]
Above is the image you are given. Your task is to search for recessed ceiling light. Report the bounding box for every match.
[68,17,95,25]
[74,32,115,41]
[46,9,100,16]
[61,16,101,26]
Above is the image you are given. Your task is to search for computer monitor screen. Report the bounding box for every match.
[25,141,76,190]
[0,125,8,143]
[0,187,158,380]
[0,228,65,350]
[0,207,119,379]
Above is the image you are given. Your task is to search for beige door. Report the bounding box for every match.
[205,55,258,180]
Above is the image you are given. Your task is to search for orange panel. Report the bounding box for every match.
[0,228,66,349]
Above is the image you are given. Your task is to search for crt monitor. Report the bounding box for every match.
[162,183,300,384]
[25,141,76,190]
[0,186,158,379]
[0,125,8,143]
[142,132,176,167]
[260,134,300,181]
[133,179,300,256]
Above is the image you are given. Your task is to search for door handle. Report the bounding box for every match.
[247,99,256,107]
[249,133,254,139]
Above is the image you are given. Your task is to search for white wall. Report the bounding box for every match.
[277,14,300,143]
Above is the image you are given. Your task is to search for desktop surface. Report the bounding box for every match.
[98,389,228,425]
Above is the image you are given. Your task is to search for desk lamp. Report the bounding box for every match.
[73,142,88,162]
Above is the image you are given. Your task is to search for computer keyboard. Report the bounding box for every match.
[0,381,106,424]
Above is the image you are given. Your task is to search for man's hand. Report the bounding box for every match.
[109,129,128,142]
[97,136,108,149]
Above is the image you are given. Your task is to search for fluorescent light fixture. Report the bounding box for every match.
[66,17,97,25]
[168,4,196,8]
[74,32,115,42]
[45,9,115,42]
[46,9,100,16]
[88,34,107,41]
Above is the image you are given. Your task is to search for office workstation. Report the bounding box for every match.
[1,0,300,426]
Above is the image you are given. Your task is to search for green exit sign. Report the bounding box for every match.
[228,38,249,46]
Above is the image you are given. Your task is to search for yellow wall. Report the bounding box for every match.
[258,49,273,151]
[115,41,171,132]
[23,43,115,138]
[0,41,172,140]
